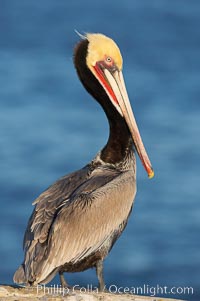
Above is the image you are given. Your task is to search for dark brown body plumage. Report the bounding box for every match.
[14,154,136,286]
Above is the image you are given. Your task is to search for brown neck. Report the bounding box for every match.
[74,39,134,165]
[100,112,133,164]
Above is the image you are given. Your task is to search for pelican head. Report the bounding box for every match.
[75,33,154,179]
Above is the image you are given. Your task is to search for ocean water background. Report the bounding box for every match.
[0,1,200,300]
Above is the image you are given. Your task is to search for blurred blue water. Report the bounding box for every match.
[0,1,200,300]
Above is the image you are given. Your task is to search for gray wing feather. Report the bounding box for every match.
[23,166,90,249]
[36,169,136,283]
[19,166,135,284]
[17,165,90,283]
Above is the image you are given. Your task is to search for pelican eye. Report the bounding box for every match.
[106,56,112,63]
[104,56,116,71]
[96,56,117,73]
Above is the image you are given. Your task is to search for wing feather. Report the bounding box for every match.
[18,165,135,284]
[37,169,136,283]
[23,166,90,250]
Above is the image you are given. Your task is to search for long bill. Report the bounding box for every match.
[97,66,154,179]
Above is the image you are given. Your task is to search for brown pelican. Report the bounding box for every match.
[13,33,154,290]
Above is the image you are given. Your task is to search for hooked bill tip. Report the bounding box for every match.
[148,169,154,179]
